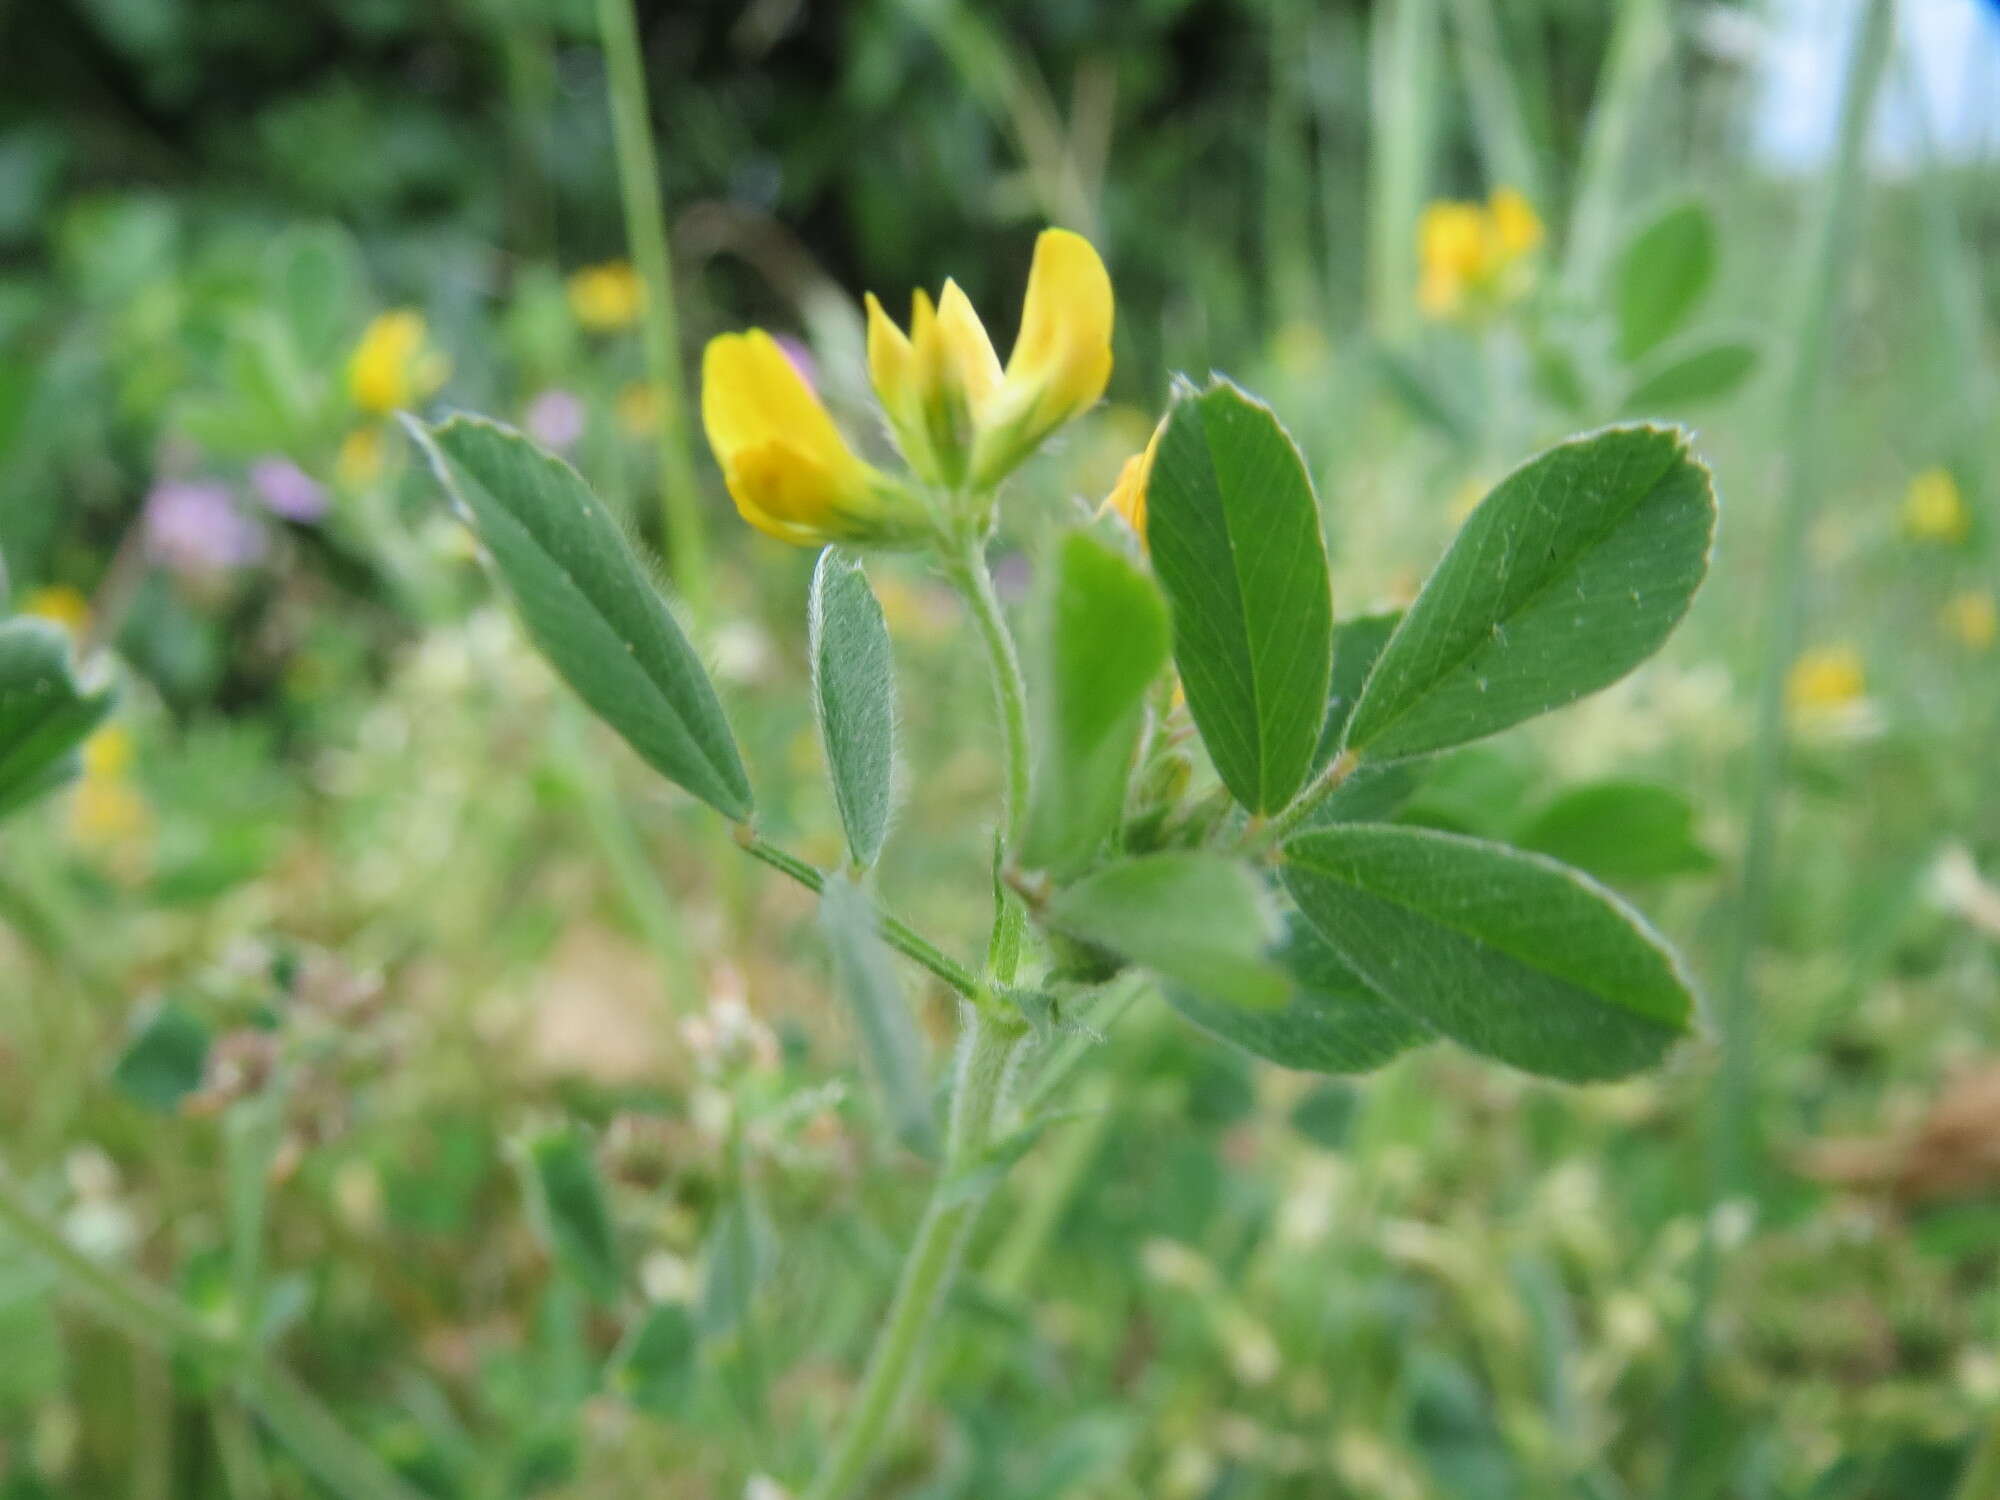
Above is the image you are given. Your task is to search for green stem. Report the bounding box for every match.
[1712,0,1892,1213]
[596,0,711,623]
[804,1007,1023,1500]
[1366,0,1442,340]
[1664,3,1893,1489]
[1559,0,1669,301]
[0,1169,426,1500]
[943,539,1032,855]
[737,833,982,1000]
[1247,749,1360,855]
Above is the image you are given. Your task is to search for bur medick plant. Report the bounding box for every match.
[402,224,1718,1496]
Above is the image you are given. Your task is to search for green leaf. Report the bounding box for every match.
[111,1000,210,1112]
[809,549,895,869]
[1021,531,1169,876]
[1614,199,1717,363]
[1513,780,1715,884]
[819,874,939,1159]
[610,1303,696,1416]
[1146,381,1333,813]
[0,618,112,822]
[1282,824,1694,1081]
[1621,340,1759,412]
[1042,852,1287,1008]
[523,1125,622,1305]
[1166,913,1429,1074]
[1342,426,1713,764]
[407,415,752,820]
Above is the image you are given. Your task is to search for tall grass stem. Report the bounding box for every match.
[596,0,712,623]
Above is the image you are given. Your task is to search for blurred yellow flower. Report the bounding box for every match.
[1102,418,1164,541]
[865,228,1114,489]
[701,330,925,547]
[1489,187,1545,259]
[1942,590,1997,650]
[567,261,645,331]
[20,584,90,634]
[1418,188,1543,320]
[1901,466,1970,544]
[82,724,134,778]
[71,777,148,848]
[347,310,450,415]
[616,381,660,438]
[70,725,147,851]
[336,426,386,488]
[1786,645,1866,713]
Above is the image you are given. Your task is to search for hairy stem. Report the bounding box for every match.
[596,0,711,622]
[804,1006,1023,1500]
[944,538,1033,854]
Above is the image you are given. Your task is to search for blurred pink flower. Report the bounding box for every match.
[249,457,328,522]
[525,389,587,452]
[145,480,266,576]
[774,335,818,392]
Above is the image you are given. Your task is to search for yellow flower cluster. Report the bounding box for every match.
[347,310,450,415]
[1417,187,1544,320]
[700,228,1114,548]
[567,261,645,332]
[1901,466,1970,544]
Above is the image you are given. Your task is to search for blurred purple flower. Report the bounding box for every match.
[249,457,327,522]
[775,335,818,393]
[145,480,267,576]
[525,389,587,452]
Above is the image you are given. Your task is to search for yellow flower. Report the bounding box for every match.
[1942,591,1998,650]
[1901,466,1970,544]
[1786,645,1866,713]
[701,330,925,547]
[1489,187,1545,259]
[71,776,148,848]
[1417,188,1542,320]
[347,310,450,415]
[866,228,1113,490]
[616,381,661,438]
[336,426,386,488]
[1102,418,1165,541]
[567,261,645,332]
[865,282,1003,486]
[82,724,135,779]
[70,726,146,851]
[20,585,90,634]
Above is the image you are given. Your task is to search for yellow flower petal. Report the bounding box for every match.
[969,228,1114,486]
[701,330,920,547]
[934,279,1003,408]
[1102,418,1165,542]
